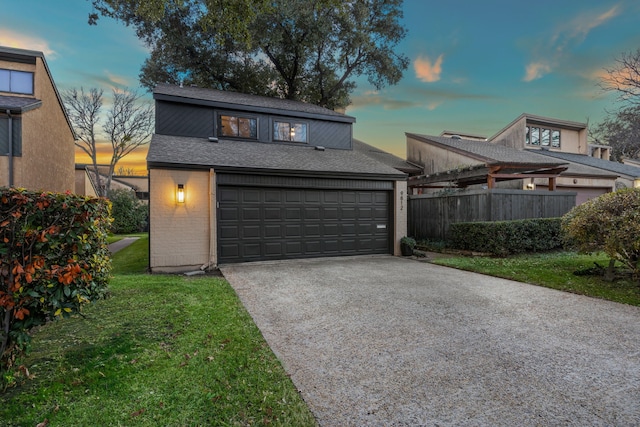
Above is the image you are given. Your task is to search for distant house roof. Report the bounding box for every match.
[154,83,355,124]
[0,95,42,113]
[0,46,75,138]
[353,139,422,175]
[147,134,406,180]
[490,113,587,141]
[531,150,640,179]
[407,133,568,167]
[406,133,618,188]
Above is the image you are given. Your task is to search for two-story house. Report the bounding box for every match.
[407,113,625,204]
[0,46,75,192]
[147,84,409,272]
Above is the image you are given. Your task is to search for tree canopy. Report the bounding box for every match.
[89,0,409,109]
[593,48,640,160]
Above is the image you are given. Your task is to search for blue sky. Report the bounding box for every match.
[2,0,639,171]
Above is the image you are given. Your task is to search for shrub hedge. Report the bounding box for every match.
[449,217,563,256]
[0,188,112,373]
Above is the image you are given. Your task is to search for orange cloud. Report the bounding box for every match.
[0,29,56,58]
[414,54,444,83]
[523,61,552,82]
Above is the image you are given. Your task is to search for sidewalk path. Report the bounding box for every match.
[107,237,140,254]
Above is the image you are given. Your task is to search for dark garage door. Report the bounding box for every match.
[218,186,390,263]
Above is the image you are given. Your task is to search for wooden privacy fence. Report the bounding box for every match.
[408,188,577,240]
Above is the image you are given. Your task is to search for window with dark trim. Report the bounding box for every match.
[526,125,561,148]
[0,69,34,95]
[273,120,308,143]
[218,114,257,139]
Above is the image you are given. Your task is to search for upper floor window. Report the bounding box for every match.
[0,69,34,95]
[526,126,560,148]
[273,120,308,143]
[218,114,257,139]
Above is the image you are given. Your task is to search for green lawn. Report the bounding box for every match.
[433,251,640,306]
[1,235,317,426]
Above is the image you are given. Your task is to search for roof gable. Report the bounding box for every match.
[0,46,75,138]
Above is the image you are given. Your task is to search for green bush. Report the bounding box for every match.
[449,218,563,256]
[0,188,112,375]
[107,189,148,234]
[562,188,640,277]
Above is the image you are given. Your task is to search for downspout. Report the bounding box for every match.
[6,109,13,188]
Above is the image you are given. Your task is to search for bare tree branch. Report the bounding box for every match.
[62,88,106,196]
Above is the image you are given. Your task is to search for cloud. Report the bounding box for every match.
[349,92,422,111]
[0,29,57,58]
[414,54,444,83]
[522,5,621,82]
[348,86,496,112]
[105,71,130,88]
[523,61,552,82]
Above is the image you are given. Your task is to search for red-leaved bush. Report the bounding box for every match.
[0,188,112,373]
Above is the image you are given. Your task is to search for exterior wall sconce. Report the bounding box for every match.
[526,182,535,190]
[177,184,185,203]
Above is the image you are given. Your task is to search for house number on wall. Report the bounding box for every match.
[400,190,404,211]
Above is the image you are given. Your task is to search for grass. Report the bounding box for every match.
[110,235,149,275]
[1,235,317,426]
[433,251,640,306]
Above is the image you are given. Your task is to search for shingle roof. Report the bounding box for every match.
[407,133,617,178]
[147,134,406,179]
[531,150,640,178]
[0,95,42,113]
[353,139,422,174]
[154,83,355,123]
[406,133,568,166]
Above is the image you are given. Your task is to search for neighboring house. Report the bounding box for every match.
[0,46,75,192]
[407,113,625,204]
[75,164,150,201]
[147,84,407,272]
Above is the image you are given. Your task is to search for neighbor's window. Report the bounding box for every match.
[218,114,257,139]
[273,121,308,143]
[0,69,34,95]
[526,126,561,148]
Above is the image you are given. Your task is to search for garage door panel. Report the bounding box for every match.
[323,208,339,219]
[219,208,239,221]
[285,224,302,238]
[241,225,260,239]
[304,207,321,219]
[242,190,261,203]
[218,186,390,263]
[264,207,281,220]
[264,224,282,238]
[304,224,321,237]
[242,208,260,220]
[305,240,322,254]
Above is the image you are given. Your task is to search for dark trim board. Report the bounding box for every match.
[217,173,394,190]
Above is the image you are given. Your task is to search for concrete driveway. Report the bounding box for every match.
[220,255,640,426]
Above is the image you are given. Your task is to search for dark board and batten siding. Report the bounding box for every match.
[409,189,576,240]
[155,100,352,150]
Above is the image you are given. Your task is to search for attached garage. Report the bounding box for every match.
[217,185,391,263]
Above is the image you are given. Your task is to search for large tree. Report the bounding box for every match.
[594,48,640,160]
[63,88,153,197]
[89,0,409,109]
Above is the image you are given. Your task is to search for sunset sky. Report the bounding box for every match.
[2,0,639,174]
